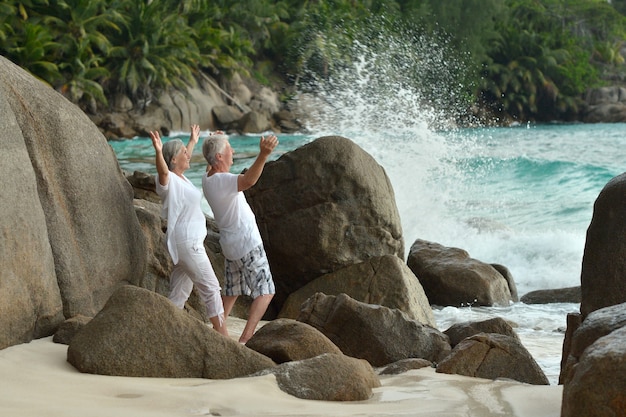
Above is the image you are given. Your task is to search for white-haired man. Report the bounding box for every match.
[201,132,278,343]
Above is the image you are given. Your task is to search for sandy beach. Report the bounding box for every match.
[0,318,563,417]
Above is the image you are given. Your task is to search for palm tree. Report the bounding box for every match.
[0,0,63,84]
[105,0,200,107]
[478,4,596,122]
[0,2,16,45]
[284,0,369,85]
[3,20,62,84]
[41,0,121,108]
[592,40,625,66]
[188,8,255,77]
[187,0,286,82]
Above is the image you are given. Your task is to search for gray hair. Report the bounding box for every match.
[162,139,184,170]
[202,134,229,166]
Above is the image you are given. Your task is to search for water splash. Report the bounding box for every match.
[295,23,482,254]
[299,23,469,134]
[294,25,588,296]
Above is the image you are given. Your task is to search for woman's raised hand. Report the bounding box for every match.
[149,130,163,153]
[190,124,200,143]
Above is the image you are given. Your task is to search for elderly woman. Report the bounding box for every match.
[149,125,227,337]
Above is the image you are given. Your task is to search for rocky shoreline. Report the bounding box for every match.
[88,72,626,140]
[2,54,626,416]
[89,73,305,140]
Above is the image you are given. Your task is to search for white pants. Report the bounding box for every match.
[169,238,224,323]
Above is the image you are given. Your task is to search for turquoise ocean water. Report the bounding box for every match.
[109,122,625,384]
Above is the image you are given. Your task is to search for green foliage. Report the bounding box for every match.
[0,0,268,109]
[188,9,255,77]
[105,0,200,105]
[399,0,508,67]
[0,0,60,83]
[542,0,626,41]
[476,0,607,122]
[611,0,626,15]
[279,0,372,84]
[4,21,61,84]
[593,40,626,65]
[42,0,121,106]
[0,0,624,123]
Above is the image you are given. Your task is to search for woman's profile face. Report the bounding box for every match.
[172,147,190,172]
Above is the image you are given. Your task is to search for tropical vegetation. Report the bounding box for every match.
[1,0,625,124]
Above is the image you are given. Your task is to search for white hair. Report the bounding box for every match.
[162,139,184,170]
[202,134,229,166]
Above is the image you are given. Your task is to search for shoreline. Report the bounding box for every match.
[1,318,563,417]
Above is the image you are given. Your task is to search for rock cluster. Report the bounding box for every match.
[582,86,626,123]
[94,73,626,139]
[90,73,302,140]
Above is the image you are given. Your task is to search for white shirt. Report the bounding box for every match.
[202,172,262,260]
[155,173,206,264]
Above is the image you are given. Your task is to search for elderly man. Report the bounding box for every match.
[201,132,278,343]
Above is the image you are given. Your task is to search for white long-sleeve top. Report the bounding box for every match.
[155,173,207,264]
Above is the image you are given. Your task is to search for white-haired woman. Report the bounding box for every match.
[149,125,227,337]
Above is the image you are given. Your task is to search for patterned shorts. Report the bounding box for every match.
[224,245,275,298]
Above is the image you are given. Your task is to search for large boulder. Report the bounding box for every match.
[212,104,245,126]
[132,199,172,297]
[580,172,626,317]
[582,102,626,123]
[278,254,435,326]
[245,136,405,311]
[298,293,450,366]
[379,358,433,375]
[561,173,626,386]
[238,110,272,133]
[245,318,342,363]
[249,86,281,117]
[436,333,549,385]
[125,170,161,203]
[254,353,380,401]
[443,317,519,348]
[520,286,581,304]
[226,73,253,107]
[491,263,519,302]
[407,239,513,307]
[560,302,626,386]
[0,56,146,349]
[93,75,301,138]
[52,315,92,345]
[67,285,275,378]
[559,312,583,385]
[561,326,626,417]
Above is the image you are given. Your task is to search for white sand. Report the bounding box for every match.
[0,318,563,417]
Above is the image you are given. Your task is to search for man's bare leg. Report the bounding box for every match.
[239,294,274,344]
[222,295,238,319]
